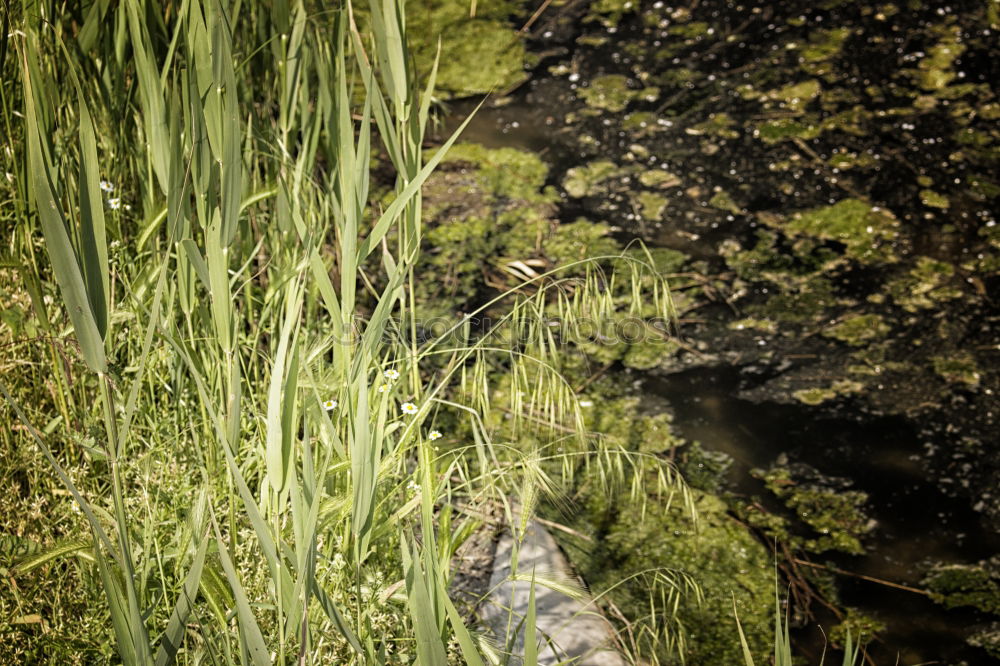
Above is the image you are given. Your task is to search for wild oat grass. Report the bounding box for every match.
[1,1,692,663]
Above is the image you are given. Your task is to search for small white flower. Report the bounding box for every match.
[384,368,400,380]
[99,180,114,193]
[107,197,121,210]
[322,399,338,411]
[377,383,390,394]
[406,479,421,493]
[579,399,594,408]
[428,430,442,441]
[332,553,346,569]
[400,402,418,415]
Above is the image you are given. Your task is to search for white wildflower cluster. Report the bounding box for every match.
[101,180,121,210]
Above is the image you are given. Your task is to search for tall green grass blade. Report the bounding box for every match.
[266,279,303,494]
[125,0,170,194]
[351,366,377,562]
[442,592,487,666]
[733,595,756,666]
[153,526,212,666]
[75,89,110,340]
[402,537,449,665]
[19,45,107,373]
[313,582,366,656]
[212,515,271,666]
[523,571,538,666]
[357,104,483,260]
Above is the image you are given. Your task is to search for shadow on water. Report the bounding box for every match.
[645,365,1000,664]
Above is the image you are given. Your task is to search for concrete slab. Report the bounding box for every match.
[480,519,627,666]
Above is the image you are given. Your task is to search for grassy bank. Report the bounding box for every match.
[0,0,698,663]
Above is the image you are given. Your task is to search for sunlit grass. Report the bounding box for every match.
[0,0,693,663]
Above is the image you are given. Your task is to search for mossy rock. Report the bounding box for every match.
[561,486,775,664]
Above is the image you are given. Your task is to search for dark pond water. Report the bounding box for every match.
[646,366,1000,664]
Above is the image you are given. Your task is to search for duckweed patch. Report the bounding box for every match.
[562,160,623,197]
[635,191,669,221]
[750,466,873,555]
[924,558,1000,615]
[932,353,982,388]
[773,199,901,264]
[885,256,962,312]
[363,0,528,97]
[793,379,863,406]
[577,74,659,113]
[823,314,891,346]
[755,117,822,144]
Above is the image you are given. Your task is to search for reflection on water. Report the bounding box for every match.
[645,366,1000,664]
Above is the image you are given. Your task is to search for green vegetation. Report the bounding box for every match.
[771,199,900,264]
[823,314,891,347]
[0,1,685,663]
[577,74,659,113]
[6,0,996,663]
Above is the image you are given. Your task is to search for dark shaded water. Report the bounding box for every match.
[646,366,1000,664]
